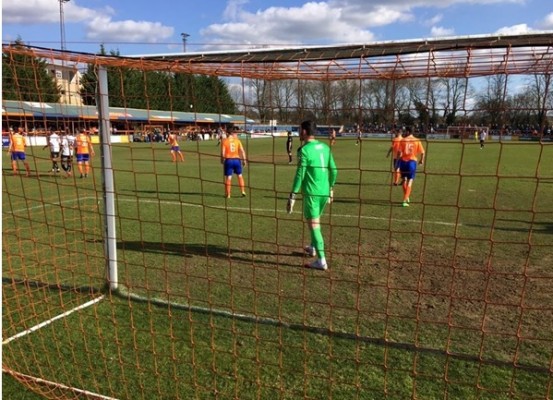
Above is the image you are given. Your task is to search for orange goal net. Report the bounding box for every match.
[2,33,553,399]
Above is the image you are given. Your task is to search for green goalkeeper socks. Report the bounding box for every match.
[310,226,325,260]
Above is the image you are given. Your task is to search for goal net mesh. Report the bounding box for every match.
[2,36,552,399]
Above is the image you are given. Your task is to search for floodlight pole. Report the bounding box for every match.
[97,65,118,291]
[59,0,70,51]
[181,33,190,52]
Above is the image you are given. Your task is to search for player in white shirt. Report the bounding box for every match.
[60,132,75,177]
[43,129,61,172]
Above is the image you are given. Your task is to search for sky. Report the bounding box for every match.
[2,0,553,56]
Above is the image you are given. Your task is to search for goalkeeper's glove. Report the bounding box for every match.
[287,193,296,214]
[328,188,334,204]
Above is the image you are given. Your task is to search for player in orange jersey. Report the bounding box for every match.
[75,129,95,178]
[221,127,247,198]
[386,129,403,186]
[8,127,31,176]
[168,131,184,162]
[397,127,425,207]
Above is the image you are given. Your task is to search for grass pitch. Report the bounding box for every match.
[3,136,552,399]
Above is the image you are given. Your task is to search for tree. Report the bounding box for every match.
[527,74,552,130]
[80,45,236,114]
[193,75,236,114]
[2,38,60,102]
[438,75,469,125]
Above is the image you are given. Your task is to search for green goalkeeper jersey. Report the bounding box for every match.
[291,140,337,196]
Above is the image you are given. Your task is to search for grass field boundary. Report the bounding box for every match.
[2,368,119,400]
[117,285,549,374]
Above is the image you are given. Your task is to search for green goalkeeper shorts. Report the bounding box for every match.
[303,194,328,219]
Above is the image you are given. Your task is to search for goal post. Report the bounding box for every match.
[97,64,118,291]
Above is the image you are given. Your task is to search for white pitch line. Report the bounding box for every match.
[6,195,459,227]
[118,197,460,227]
[6,196,97,215]
[2,295,105,345]
[2,369,119,400]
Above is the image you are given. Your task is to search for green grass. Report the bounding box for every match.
[3,136,553,399]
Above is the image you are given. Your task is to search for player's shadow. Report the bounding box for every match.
[116,241,299,267]
[128,158,177,163]
[493,219,553,234]
[333,197,395,207]
[458,219,553,235]
[2,168,62,179]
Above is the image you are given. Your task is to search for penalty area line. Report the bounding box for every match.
[7,196,98,215]
[2,295,105,345]
[122,198,459,227]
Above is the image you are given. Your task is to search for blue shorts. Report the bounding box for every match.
[393,158,401,170]
[171,146,180,152]
[399,159,418,180]
[76,154,90,162]
[11,152,26,161]
[224,158,242,176]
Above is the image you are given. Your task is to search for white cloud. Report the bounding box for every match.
[2,0,174,45]
[494,23,534,35]
[223,0,250,20]
[2,0,104,24]
[538,12,553,29]
[201,1,416,49]
[430,26,455,36]
[424,14,443,26]
[85,17,174,43]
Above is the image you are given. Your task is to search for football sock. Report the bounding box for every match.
[225,180,231,197]
[404,186,412,202]
[310,226,325,260]
[238,176,245,192]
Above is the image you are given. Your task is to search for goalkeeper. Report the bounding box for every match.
[287,120,338,271]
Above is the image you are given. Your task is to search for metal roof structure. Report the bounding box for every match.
[3,32,552,81]
[1,100,255,125]
[129,32,553,64]
[121,32,553,80]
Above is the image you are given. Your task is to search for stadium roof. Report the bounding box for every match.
[129,32,553,64]
[1,100,255,125]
